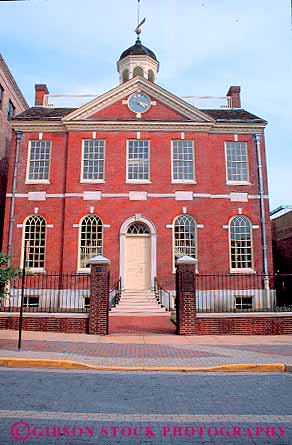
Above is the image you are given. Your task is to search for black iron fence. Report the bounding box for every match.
[194,273,292,313]
[0,273,91,313]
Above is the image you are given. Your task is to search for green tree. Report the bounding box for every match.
[0,253,21,304]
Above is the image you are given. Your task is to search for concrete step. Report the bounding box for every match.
[110,289,166,315]
[110,312,170,317]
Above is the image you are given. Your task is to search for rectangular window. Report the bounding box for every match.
[235,296,253,311]
[23,296,40,309]
[172,140,195,182]
[82,139,105,181]
[225,142,249,182]
[7,100,15,120]
[27,140,51,182]
[0,84,3,110]
[127,140,149,181]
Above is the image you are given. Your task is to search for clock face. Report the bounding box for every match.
[128,93,151,114]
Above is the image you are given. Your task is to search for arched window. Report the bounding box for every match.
[133,66,144,78]
[127,222,150,235]
[122,69,129,82]
[23,215,46,269]
[230,216,253,270]
[148,69,155,82]
[79,215,103,269]
[173,215,196,264]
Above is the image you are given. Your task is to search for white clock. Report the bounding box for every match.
[128,93,151,114]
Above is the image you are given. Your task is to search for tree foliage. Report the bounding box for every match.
[0,252,21,300]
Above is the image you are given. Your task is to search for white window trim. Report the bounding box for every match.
[77,214,103,272]
[225,141,250,185]
[229,215,254,273]
[80,139,106,183]
[172,214,198,273]
[171,140,196,183]
[25,140,51,184]
[20,215,47,271]
[126,139,150,183]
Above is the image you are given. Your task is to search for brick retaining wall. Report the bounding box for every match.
[0,313,292,335]
[196,314,292,335]
[0,314,88,333]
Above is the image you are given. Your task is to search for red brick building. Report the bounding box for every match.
[3,36,273,301]
[0,54,28,248]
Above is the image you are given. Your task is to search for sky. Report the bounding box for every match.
[0,0,291,211]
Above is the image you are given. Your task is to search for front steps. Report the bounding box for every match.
[110,290,169,316]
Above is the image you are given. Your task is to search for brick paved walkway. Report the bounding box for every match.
[109,315,175,335]
[0,330,292,369]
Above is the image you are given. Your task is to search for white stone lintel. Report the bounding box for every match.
[129,191,147,201]
[83,191,102,201]
[230,192,248,202]
[175,191,193,201]
[28,192,46,201]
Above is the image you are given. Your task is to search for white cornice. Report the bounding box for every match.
[10,119,266,134]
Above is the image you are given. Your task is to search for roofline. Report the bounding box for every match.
[270,205,292,216]
[0,54,29,109]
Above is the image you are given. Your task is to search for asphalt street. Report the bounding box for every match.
[0,369,291,444]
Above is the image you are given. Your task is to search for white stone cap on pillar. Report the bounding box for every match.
[176,256,198,265]
[88,255,111,266]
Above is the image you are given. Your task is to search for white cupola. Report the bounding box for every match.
[117,31,159,84]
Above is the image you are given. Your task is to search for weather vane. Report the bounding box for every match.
[135,0,146,40]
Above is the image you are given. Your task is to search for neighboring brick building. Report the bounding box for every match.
[3,35,273,303]
[271,207,292,273]
[0,54,28,248]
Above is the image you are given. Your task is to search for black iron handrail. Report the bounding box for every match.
[109,277,122,309]
[154,277,171,311]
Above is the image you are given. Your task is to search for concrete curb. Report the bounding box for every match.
[0,358,287,373]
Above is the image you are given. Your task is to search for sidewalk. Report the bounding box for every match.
[1,329,292,370]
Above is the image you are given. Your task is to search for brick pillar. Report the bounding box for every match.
[88,255,110,335]
[176,256,197,335]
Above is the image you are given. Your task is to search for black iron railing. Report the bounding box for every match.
[154,277,171,311]
[0,273,90,313]
[109,277,122,310]
[194,273,292,313]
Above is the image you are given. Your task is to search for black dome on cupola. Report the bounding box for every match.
[119,38,157,62]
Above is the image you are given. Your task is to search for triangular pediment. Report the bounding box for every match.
[63,77,214,123]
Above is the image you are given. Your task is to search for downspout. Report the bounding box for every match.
[7,130,23,264]
[254,133,271,308]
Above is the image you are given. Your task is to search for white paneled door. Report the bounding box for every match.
[125,235,151,290]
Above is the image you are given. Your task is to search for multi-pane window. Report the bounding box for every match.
[0,84,3,110]
[174,215,196,265]
[24,215,46,269]
[235,296,253,311]
[79,215,103,269]
[226,142,249,182]
[82,139,105,181]
[127,223,150,235]
[27,140,51,182]
[172,140,194,182]
[127,140,149,181]
[7,100,15,119]
[230,216,253,270]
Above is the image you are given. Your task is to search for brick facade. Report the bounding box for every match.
[2,50,273,293]
[0,55,28,248]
